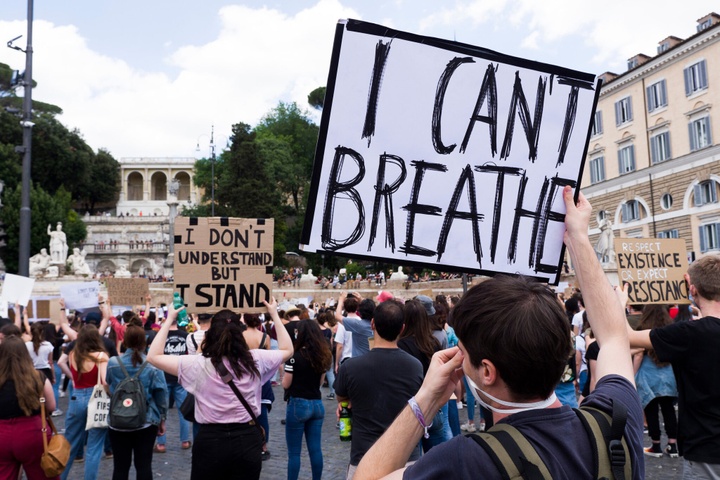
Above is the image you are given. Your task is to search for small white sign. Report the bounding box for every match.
[0,273,36,307]
[60,281,101,310]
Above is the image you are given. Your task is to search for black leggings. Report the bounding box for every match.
[645,396,677,442]
[192,423,263,480]
[108,425,158,480]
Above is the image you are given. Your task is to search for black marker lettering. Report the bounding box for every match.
[321,146,366,251]
[460,63,498,155]
[185,228,195,245]
[432,57,475,155]
[195,284,213,308]
[436,165,483,266]
[400,160,447,257]
[500,72,547,162]
[362,40,392,147]
[368,153,407,252]
[474,165,526,263]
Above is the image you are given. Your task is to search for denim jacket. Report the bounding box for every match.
[106,350,168,426]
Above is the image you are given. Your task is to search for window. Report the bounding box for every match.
[627,58,639,70]
[658,42,670,54]
[618,145,635,174]
[694,180,719,206]
[658,229,679,239]
[698,19,713,32]
[661,193,673,210]
[621,200,640,223]
[689,117,712,151]
[646,80,667,112]
[591,111,603,136]
[684,61,708,96]
[699,223,720,252]
[589,156,605,184]
[615,97,633,125]
[650,131,671,164]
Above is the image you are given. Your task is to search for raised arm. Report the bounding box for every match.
[562,186,634,385]
[57,299,77,341]
[147,304,182,377]
[263,298,293,362]
[335,292,346,323]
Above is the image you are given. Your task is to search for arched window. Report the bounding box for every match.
[621,200,641,223]
[151,172,167,201]
[127,172,144,201]
[694,180,719,207]
[175,172,191,202]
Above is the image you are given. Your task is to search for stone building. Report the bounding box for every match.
[78,157,201,276]
[582,13,720,262]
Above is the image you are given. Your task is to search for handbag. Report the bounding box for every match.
[179,393,196,423]
[214,361,266,440]
[86,371,110,430]
[40,397,71,477]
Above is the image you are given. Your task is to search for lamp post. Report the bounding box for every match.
[196,125,224,217]
[7,0,34,276]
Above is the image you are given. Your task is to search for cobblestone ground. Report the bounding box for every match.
[56,385,682,479]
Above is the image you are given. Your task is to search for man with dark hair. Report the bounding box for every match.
[334,300,423,479]
[628,254,720,475]
[356,186,643,479]
[335,292,374,357]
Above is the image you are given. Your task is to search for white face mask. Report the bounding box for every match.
[465,373,558,415]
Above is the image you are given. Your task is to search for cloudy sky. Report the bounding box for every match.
[1,0,717,158]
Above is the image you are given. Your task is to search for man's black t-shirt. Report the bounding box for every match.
[403,375,644,479]
[581,340,599,398]
[398,336,438,375]
[163,329,188,384]
[285,350,322,400]
[651,316,720,462]
[334,348,423,466]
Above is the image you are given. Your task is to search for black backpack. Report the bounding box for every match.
[468,400,633,480]
[109,360,148,430]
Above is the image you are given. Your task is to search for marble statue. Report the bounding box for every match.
[595,216,616,264]
[45,266,59,278]
[68,248,92,276]
[120,227,128,243]
[47,222,68,263]
[389,266,408,281]
[29,248,51,277]
[116,265,131,278]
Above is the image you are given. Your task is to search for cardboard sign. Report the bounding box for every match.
[60,281,100,310]
[300,20,599,285]
[0,273,36,307]
[174,217,274,313]
[106,278,150,306]
[49,299,63,325]
[614,238,690,304]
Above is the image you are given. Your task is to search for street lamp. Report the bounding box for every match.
[196,126,228,217]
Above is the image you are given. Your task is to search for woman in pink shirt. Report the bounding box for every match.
[148,299,293,480]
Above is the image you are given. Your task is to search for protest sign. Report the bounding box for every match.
[0,273,36,307]
[174,217,274,313]
[106,278,149,306]
[60,281,100,310]
[300,20,600,285]
[614,238,690,304]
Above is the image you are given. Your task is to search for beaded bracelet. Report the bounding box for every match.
[407,396,432,438]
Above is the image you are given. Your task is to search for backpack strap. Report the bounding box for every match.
[116,357,147,380]
[190,333,199,350]
[574,401,631,480]
[467,424,552,480]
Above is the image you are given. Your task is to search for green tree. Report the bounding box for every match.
[78,148,121,213]
[0,184,86,273]
[308,86,326,110]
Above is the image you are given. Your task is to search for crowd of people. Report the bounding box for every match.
[1,186,719,479]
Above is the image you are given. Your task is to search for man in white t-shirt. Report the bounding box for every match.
[186,314,212,355]
[571,294,585,335]
[335,322,353,374]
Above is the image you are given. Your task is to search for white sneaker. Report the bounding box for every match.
[460,422,477,433]
[59,391,66,398]
[51,409,63,417]
[478,421,486,432]
[456,401,463,410]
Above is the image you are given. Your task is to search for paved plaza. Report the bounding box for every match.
[55,384,682,479]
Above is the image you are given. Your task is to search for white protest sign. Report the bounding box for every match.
[60,281,100,310]
[0,273,36,307]
[301,20,599,284]
[0,299,7,318]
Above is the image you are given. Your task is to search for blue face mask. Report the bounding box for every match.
[464,373,558,415]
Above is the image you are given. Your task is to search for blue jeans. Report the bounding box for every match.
[158,383,191,444]
[52,364,62,406]
[61,387,106,480]
[285,397,324,480]
[463,376,476,422]
[555,381,578,408]
[447,400,460,437]
[258,404,270,443]
[422,403,452,452]
[325,365,335,395]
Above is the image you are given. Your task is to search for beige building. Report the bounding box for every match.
[582,13,720,261]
